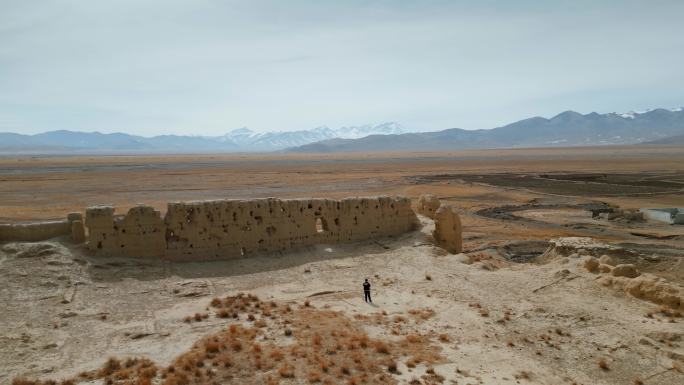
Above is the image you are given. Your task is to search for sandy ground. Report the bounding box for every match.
[1,147,683,385]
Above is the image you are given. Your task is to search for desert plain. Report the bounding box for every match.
[1,146,683,385]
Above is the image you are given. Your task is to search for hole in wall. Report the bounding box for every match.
[316,218,328,233]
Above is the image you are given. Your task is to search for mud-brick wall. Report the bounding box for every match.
[85,196,417,260]
[0,220,70,242]
[85,205,166,258]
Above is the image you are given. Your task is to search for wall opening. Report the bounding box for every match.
[315,217,328,233]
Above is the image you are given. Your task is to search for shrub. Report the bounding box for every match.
[307,370,322,383]
[405,334,422,344]
[210,298,222,307]
[100,357,121,376]
[373,341,390,354]
[269,349,284,361]
[278,364,295,378]
[205,341,220,353]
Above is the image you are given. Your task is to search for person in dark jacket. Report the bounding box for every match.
[363,278,372,303]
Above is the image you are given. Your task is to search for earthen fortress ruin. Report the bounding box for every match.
[0,195,467,260]
[85,196,418,260]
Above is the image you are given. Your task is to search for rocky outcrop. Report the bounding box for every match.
[582,256,599,272]
[612,264,640,278]
[599,274,683,311]
[432,204,463,254]
[417,194,441,219]
[84,196,418,260]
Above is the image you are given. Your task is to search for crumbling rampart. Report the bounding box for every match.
[0,220,70,242]
[85,196,417,260]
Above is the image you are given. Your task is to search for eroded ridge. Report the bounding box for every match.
[85,196,418,260]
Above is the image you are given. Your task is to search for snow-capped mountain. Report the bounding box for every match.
[615,107,682,119]
[288,108,684,152]
[218,122,407,151]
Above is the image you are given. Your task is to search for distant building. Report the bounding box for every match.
[639,208,684,225]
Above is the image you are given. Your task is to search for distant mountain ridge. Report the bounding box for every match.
[287,108,684,153]
[0,123,406,154]
[215,122,406,151]
[2,108,683,154]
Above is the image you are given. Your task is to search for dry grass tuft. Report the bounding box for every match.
[514,370,532,380]
[15,295,444,385]
[210,297,222,307]
[278,363,296,378]
[385,360,399,373]
[205,341,220,353]
[405,334,423,344]
[373,341,390,354]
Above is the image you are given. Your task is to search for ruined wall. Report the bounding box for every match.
[0,220,70,242]
[85,196,417,260]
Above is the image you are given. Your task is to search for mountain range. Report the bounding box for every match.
[1,108,683,154]
[287,108,684,152]
[0,123,406,154]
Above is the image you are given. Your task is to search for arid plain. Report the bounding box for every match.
[1,146,683,385]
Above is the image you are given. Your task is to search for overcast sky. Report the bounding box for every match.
[1,0,683,136]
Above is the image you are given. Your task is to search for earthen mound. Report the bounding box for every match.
[599,274,684,310]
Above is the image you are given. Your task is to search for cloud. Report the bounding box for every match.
[0,0,683,135]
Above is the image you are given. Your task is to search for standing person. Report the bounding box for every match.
[363,278,372,303]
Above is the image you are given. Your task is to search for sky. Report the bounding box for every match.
[1,0,683,136]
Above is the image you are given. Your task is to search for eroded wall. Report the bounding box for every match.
[85,196,417,260]
[0,220,70,242]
